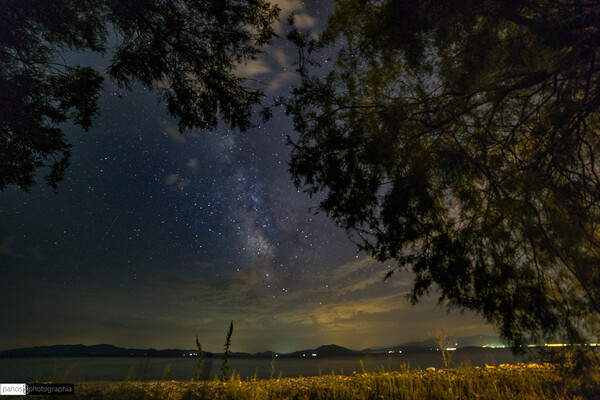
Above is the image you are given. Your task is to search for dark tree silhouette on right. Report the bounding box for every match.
[283,0,600,348]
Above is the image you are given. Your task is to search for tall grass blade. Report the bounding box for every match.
[221,320,234,380]
[195,333,204,380]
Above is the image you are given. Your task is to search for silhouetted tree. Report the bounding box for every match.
[1,0,279,191]
[284,1,600,347]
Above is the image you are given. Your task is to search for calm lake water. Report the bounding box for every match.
[1,348,536,382]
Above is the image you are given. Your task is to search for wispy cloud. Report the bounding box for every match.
[322,256,410,294]
[163,121,186,143]
[164,173,189,189]
[274,0,316,32]
[290,12,316,29]
[2,253,491,352]
[236,58,271,77]
[186,158,199,170]
[222,268,261,294]
[234,0,316,91]
[0,235,45,261]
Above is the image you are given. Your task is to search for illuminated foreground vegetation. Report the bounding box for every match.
[60,363,598,399]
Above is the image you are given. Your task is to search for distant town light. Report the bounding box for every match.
[482,342,600,348]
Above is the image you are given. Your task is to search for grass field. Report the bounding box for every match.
[29,362,599,399]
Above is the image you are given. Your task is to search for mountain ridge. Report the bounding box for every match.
[0,335,502,358]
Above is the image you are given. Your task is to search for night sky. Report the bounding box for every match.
[0,0,493,353]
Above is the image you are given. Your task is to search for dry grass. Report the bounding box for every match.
[35,362,599,400]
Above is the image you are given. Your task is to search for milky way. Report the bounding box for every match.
[0,0,493,353]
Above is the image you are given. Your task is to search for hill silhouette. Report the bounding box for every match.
[0,335,502,357]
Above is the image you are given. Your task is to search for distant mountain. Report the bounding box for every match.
[362,335,502,354]
[253,350,276,357]
[0,335,502,358]
[288,344,357,357]
[0,344,216,358]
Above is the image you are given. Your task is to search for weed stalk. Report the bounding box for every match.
[221,320,233,380]
[195,333,204,380]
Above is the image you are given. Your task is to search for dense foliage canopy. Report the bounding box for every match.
[285,0,600,346]
[0,0,278,190]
